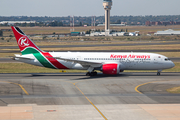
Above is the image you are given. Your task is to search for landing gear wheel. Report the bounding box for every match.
[94,72,97,76]
[86,72,97,76]
[157,72,161,76]
[92,72,97,76]
[86,72,90,76]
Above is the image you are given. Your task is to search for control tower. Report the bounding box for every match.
[103,0,112,36]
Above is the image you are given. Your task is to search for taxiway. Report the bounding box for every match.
[0,73,180,120]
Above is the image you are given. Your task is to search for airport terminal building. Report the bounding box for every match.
[154,29,180,36]
[0,21,36,25]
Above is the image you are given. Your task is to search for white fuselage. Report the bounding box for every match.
[16,52,175,71]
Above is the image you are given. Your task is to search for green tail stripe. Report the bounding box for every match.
[21,47,40,55]
[33,53,56,69]
[21,47,56,69]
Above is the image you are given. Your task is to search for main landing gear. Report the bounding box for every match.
[157,70,162,76]
[86,71,97,76]
[157,72,161,76]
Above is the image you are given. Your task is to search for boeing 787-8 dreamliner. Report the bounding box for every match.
[11,26,175,76]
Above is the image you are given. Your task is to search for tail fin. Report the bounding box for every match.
[11,26,42,55]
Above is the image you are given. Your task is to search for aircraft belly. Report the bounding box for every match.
[71,63,88,70]
[57,60,86,70]
[57,60,74,69]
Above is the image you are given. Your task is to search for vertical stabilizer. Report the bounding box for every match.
[11,26,42,55]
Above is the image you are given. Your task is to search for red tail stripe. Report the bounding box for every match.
[42,52,68,69]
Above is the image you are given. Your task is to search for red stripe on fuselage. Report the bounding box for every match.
[42,52,69,69]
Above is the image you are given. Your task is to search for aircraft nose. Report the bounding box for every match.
[171,62,175,68]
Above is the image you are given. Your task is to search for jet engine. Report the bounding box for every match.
[102,63,120,75]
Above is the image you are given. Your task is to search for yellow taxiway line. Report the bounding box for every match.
[135,82,154,94]
[74,84,108,120]
[0,81,29,95]
[65,81,107,120]
[13,83,29,95]
[135,80,179,94]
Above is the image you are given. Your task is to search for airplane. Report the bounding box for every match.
[11,26,175,76]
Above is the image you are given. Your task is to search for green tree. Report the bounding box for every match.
[58,22,63,26]
[116,19,121,24]
[21,22,27,27]
[85,29,91,34]
[29,23,35,27]
[43,36,47,40]
[57,34,60,40]
[79,22,82,26]
[0,30,3,36]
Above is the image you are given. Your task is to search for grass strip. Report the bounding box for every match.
[1,44,180,52]
[167,86,180,94]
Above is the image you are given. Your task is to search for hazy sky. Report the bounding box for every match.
[0,0,180,16]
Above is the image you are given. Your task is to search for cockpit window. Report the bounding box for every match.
[165,58,170,61]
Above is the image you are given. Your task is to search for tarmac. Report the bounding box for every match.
[0,73,180,120]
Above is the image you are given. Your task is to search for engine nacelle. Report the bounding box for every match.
[102,63,120,75]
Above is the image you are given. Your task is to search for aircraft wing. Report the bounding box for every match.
[48,57,102,68]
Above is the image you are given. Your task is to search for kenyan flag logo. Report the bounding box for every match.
[18,37,29,47]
